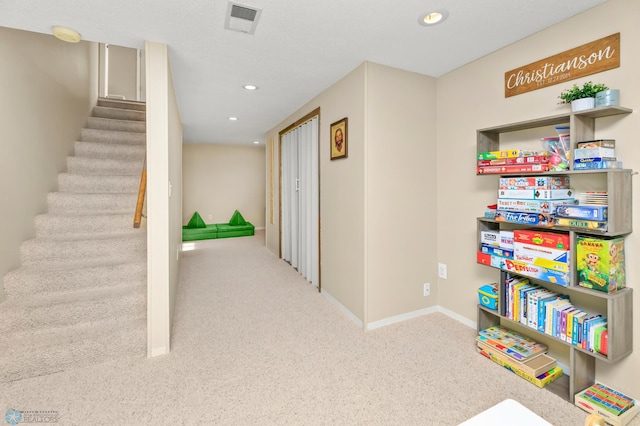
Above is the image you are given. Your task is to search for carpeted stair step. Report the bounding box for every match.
[0,283,146,335]
[97,98,146,111]
[86,116,146,133]
[20,234,146,266]
[58,173,139,193]
[47,192,138,214]
[35,213,140,238]
[74,141,145,162]
[0,316,146,383]
[3,261,146,298]
[80,128,146,145]
[91,106,145,122]
[67,156,143,176]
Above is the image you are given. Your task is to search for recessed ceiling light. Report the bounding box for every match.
[418,10,449,26]
[228,116,238,121]
[52,26,82,43]
[243,84,258,90]
[253,141,260,145]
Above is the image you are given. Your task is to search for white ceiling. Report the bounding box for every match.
[1,0,605,145]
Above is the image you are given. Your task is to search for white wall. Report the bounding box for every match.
[0,27,97,303]
[183,144,265,227]
[145,40,183,357]
[437,0,640,398]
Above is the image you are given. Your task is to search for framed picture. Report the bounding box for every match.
[330,117,348,160]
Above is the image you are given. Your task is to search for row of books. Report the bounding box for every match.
[504,276,608,355]
[476,326,562,388]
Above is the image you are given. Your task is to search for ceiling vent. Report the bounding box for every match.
[225,2,262,35]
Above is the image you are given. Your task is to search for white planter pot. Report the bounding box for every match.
[571,97,595,112]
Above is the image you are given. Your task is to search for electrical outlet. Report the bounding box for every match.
[438,263,447,279]
[423,283,430,296]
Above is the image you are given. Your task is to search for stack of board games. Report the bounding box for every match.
[495,176,574,228]
[477,150,549,175]
[502,274,609,354]
[505,229,571,286]
[476,325,562,388]
[576,236,626,293]
[477,229,514,271]
[573,139,622,170]
[554,192,608,232]
[575,383,640,426]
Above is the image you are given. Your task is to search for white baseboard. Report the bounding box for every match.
[436,305,477,329]
[367,307,439,330]
[321,290,364,329]
[318,299,572,376]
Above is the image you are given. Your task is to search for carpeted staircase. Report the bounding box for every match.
[0,98,148,382]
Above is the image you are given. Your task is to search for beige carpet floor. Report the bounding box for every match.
[2,230,631,425]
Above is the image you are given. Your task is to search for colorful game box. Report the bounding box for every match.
[576,236,626,293]
[554,217,608,232]
[500,230,514,249]
[514,229,570,250]
[478,149,533,160]
[495,211,554,227]
[477,164,548,174]
[477,325,548,361]
[481,231,501,247]
[555,204,608,221]
[478,155,549,167]
[513,241,569,263]
[480,244,513,259]
[499,176,570,190]
[498,188,574,200]
[503,259,570,286]
[497,199,574,214]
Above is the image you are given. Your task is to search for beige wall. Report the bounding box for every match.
[108,44,139,100]
[266,63,366,322]
[265,62,437,326]
[0,27,97,303]
[145,41,183,357]
[182,144,265,227]
[437,0,640,397]
[365,63,438,324]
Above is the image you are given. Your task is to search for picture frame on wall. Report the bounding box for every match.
[330,117,348,160]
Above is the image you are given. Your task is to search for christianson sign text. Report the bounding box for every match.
[504,33,620,98]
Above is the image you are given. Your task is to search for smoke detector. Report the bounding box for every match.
[225,2,262,35]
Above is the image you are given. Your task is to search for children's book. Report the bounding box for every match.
[571,311,589,346]
[477,325,548,361]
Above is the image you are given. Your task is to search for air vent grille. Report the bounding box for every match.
[231,5,257,21]
[225,2,262,34]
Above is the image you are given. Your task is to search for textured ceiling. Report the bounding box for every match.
[1,0,605,145]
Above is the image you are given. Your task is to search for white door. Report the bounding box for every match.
[281,116,319,287]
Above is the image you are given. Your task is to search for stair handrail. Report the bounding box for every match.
[133,159,147,228]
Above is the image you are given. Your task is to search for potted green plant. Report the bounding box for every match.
[558,81,609,112]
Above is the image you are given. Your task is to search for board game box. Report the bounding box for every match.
[477,325,548,361]
[576,236,626,293]
[498,176,570,190]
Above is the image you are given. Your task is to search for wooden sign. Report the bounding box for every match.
[505,33,620,98]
